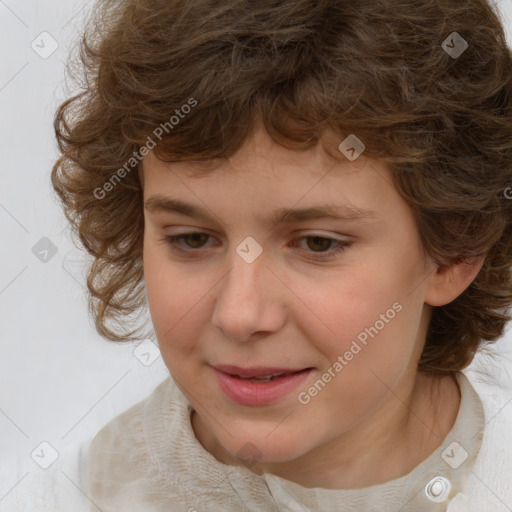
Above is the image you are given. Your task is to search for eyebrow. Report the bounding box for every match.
[144,196,378,225]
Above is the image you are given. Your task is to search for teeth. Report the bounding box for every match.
[244,373,294,382]
[252,374,280,381]
[230,371,301,381]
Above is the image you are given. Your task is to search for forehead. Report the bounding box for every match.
[142,122,358,177]
[140,127,401,223]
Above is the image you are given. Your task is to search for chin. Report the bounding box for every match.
[219,427,317,466]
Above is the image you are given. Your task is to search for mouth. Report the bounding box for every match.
[212,365,314,405]
[214,365,312,382]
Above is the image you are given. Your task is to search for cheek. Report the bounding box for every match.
[299,255,422,379]
[298,301,420,434]
[143,245,208,353]
[297,265,405,347]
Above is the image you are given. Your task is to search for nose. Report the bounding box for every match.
[211,250,287,343]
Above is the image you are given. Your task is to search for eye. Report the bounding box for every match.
[164,233,213,251]
[292,235,352,259]
[163,232,352,260]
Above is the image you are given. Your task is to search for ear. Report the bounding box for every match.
[424,255,486,307]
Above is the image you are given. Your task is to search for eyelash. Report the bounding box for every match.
[163,233,352,260]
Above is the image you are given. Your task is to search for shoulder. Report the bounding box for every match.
[460,345,512,511]
[86,377,181,508]
[91,377,169,443]
[88,376,178,462]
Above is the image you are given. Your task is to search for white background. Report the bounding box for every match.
[1,0,512,510]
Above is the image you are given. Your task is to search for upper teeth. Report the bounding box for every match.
[232,371,299,381]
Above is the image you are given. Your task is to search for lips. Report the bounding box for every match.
[214,365,309,380]
[212,365,314,405]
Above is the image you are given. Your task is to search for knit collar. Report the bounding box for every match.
[143,371,484,511]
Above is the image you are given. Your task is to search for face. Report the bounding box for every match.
[141,125,435,465]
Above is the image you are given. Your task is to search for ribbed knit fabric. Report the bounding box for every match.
[87,362,512,512]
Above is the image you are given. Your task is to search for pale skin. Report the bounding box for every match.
[141,123,484,490]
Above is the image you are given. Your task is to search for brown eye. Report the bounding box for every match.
[292,235,352,260]
[305,236,335,252]
[181,233,209,248]
[164,233,212,251]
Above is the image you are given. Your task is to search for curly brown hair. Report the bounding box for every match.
[51,0,512,375]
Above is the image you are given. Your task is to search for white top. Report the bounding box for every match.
[86,361,512,512]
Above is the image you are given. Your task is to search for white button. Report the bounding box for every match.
[431,480,444,496]
[425,476,451,502]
